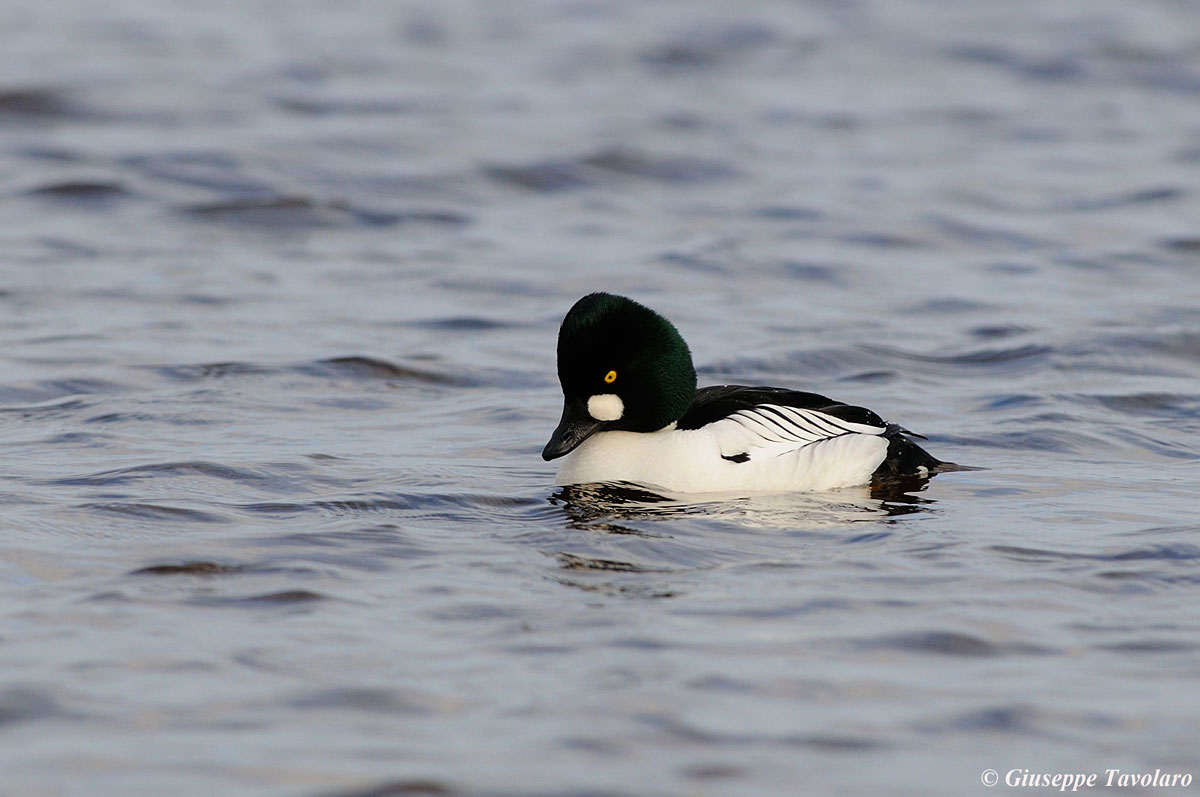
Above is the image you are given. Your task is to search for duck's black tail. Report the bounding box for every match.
[871,429,974,482]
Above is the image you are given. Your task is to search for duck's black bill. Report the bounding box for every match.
[542,401,601,461]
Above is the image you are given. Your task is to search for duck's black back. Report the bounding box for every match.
[677,385,887,430]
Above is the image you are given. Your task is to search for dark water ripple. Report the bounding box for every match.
[120,151,277,194]
[143,356,477,387]
[245,524,439,569]
[484,147,738,193]
[322,783,614,797]
[80,501,228,524]
[287,686,447,716]
[297,356,470,384]
[0,688,65,727]
[637,22,777,71]
[991,541,1200,563]
[864,342,1054,370]
[131,561,249,576]
[23,180,133,202]
[148,362,275,381]
[50,461,301,490]
[0,378,126,405]
[856,630,1056,658]
[0,88,91,121]
[188,589,331,607]
[180,196,467,229]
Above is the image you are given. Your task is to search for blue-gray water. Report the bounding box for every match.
[2,1,1200,795]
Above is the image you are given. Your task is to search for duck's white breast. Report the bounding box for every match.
[555,427,889,493]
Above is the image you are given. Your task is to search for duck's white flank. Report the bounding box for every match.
[555,404,891,493]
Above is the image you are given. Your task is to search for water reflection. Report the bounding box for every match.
[541,482,938,600]
[549,479,935,530]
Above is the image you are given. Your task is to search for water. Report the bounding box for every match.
[2,0,1199,794]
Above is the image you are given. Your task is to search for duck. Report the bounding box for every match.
[542,292,953,493]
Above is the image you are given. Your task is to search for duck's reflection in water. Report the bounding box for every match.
[543,480,936,597]
[549,475,935,532]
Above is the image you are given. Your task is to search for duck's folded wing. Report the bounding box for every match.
[707,403,889,460]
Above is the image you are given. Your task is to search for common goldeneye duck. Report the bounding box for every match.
[542,292,954,493]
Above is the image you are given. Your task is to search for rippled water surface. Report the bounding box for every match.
[3,1,1200,795]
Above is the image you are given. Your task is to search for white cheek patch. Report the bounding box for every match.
[587,393,624,422]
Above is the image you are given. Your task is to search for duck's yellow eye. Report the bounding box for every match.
[604,369,617,384]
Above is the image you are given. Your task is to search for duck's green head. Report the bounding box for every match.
[542,292,697,461]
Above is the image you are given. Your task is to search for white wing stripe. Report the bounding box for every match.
[705,401,893,472]
[798,409,853,436]
[711,404,887,461]
[776,406,839,437]
[759,406,810,436]
[766,406,845,441]
[800,407,884,436]
[737,413,792,444]
[757,407,813,440]
[729,413,777,442]
[748,408,817,443]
